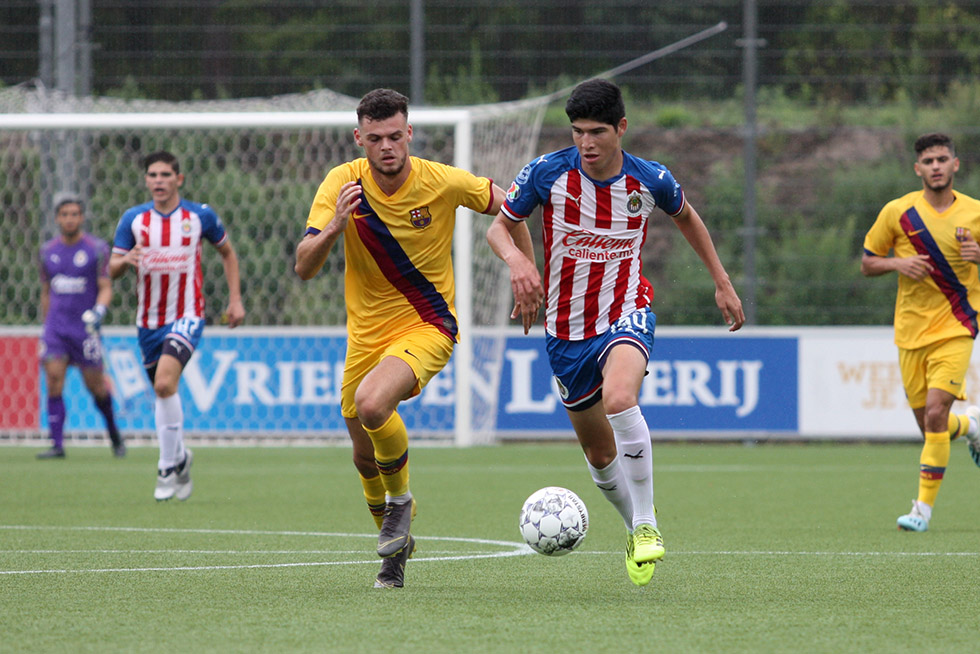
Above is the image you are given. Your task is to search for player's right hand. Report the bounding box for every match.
[126,245,142,267]
[329,181,362,234]
[508,256,544,334]
[81,305,107,334]
[897,254,933,280]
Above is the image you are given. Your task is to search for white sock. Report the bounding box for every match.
[155,394,184,471]
[969,415,979,438]
[915,500,933,522]
[386,491,413,504]
[586,455,633,531]
[607,406,656,529]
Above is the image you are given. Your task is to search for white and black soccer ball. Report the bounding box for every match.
[519,486,589,556]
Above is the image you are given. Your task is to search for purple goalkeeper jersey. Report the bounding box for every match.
[39,233,110,335]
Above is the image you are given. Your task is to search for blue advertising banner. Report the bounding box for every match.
[493,334,798,434]
[46,329,798,436]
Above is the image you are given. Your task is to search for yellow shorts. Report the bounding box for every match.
[340,326,454,419]
[898,336,974,408]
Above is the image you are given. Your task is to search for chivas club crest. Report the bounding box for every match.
[409,206,432,228]
[626,190,644,217]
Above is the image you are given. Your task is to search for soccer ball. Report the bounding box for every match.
[519,486,589,556]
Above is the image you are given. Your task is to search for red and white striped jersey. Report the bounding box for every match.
[501,146,685,341]
[113,199,228,329]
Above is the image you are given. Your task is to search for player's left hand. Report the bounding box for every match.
[959,231,980,264]
[222,299,245,328]
[716,284,745,332]
[81,305,107,334]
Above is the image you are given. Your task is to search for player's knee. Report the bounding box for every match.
[153,377,179,398]
[353,390,389,428]
[923,404,952,433]
[602,390,638,416]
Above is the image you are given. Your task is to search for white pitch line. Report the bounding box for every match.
[0,550,532,576]
[3,525,977,576]
[573,549,980,557]
[3,549,500,555]
[669,550,980,557]
[0,524,532,576]
[0,524,521,549]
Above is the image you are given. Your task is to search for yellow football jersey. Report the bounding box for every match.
[864,190,980,349]
[306,156,493,348]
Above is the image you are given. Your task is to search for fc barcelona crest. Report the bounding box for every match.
[410,206,432,228]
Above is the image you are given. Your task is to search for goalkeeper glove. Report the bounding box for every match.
[81,304,107,334]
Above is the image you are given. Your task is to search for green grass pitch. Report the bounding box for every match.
[2,442,978,653]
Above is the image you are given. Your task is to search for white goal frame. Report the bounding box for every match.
[0,109,482,445]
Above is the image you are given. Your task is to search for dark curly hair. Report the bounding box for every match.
[914,133,955,158]
[356,88,409,123]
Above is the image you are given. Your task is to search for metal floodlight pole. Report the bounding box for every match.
[410,0,425,105]
[737,0,765,325]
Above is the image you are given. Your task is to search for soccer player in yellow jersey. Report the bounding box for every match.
[862,132,980,532]
[295,89,505,586]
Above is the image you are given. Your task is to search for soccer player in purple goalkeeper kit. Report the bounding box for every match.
[37,195,125,459]
[110,151,245,501]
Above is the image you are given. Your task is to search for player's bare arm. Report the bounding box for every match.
[108,246,141,279]
[485,183,506,216]
[216,240,245,328]
[861,252,933,280]
[487,212,543,334]
[294,181,361,280]
[671,201,745,331]
[40,280,50,321]
[95,276,112,309]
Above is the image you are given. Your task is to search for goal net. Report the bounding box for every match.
[0,85,548,446]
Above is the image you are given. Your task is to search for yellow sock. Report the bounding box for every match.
[366,411,410,498]
[948,413,967,441]
[917,431,950,507]
[359,473,386,530]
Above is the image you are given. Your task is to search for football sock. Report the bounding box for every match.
[47,395,65,450]
[155,394,184,470]
[586,455,633,530]
[366,411,411,498]
[914,500,933,523]
[947,412,978,441]
[94,394,121,445]
[607,405,657,529]
[359,473,387,530]
[917,431,949,507]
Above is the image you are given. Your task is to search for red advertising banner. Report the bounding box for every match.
[0,336,40,429]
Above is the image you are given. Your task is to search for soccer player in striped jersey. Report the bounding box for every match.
[37,195,124,459]
[295,88,505,588]
[110,151,245,502]
[487,78,744,586]
[862,132,980,533]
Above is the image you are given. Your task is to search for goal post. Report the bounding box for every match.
[0,91,548,446]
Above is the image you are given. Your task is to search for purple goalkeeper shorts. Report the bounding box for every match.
[40,323,104,368]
